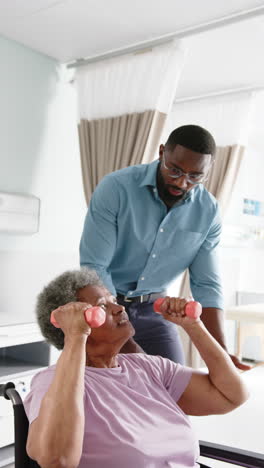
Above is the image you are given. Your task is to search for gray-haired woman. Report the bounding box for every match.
[24,268,249,468]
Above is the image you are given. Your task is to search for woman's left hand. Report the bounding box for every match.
[158,296,200,328]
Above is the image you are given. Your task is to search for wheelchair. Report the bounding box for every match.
[1,382,264,468]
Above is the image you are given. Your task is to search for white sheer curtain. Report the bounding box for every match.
[76,40,186,121]
[162,92,254,147]
[75,40,186,202]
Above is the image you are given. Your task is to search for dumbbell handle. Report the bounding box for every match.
[154,298,202,319]
[50,306,106,329]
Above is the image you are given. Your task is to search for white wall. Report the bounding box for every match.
[0,35,87,326]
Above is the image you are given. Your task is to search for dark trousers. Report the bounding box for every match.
[118,298,185,364]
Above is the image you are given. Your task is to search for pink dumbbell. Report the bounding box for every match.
[153,298,202,319]
[50,306,106,328]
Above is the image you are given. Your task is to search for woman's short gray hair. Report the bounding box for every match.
[36,268,104,350]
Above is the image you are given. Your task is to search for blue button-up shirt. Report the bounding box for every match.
[80,160,223,309]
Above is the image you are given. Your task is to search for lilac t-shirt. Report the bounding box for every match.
[24,354,199,467]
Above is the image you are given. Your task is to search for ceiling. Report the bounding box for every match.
[177,14,264,97]
[0,0,263,98]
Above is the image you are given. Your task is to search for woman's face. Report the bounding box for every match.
[77,284,135,349]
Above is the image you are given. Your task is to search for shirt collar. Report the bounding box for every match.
[139,159,199,203]
[183,185,198,203]
[139,160,159,188]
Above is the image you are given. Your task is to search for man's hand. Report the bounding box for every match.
[229,353,252,371]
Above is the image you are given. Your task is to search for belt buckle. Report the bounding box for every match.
[123,294,145,303]
[123,295,133,303]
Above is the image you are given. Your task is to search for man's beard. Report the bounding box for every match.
[164,184,186,202]
[157,168,187,204]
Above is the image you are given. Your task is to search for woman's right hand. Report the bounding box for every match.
[28,302,89,466]
[51,302,92,338]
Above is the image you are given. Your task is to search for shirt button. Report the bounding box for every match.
[152,254,156,258]
[160,228,164,232]
[141,277,145,281]
[153,188,157,192]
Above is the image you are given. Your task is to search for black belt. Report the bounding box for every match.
[117,292,165,304]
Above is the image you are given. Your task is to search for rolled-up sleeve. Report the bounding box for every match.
[189,207,224,309]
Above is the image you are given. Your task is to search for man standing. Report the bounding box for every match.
[80,124,249,370]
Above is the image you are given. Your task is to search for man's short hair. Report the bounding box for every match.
[165,124,216,157]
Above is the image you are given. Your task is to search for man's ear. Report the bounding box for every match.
[159,144,164,161]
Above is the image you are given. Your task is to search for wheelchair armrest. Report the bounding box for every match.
[199,440,264,467]
[0,382,23,405]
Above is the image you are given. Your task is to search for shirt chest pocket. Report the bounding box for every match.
[170,230,204,257]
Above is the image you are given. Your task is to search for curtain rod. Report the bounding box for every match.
[67,5,264,69]
[173,85,264,104]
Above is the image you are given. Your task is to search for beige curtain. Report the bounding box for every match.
[78,109,166,204]
[178,144,245,367]
[204,145,245,212]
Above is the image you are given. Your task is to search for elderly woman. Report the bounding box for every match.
[24,268,248,468]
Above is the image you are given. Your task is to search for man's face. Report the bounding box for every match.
[157,144,212,207]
